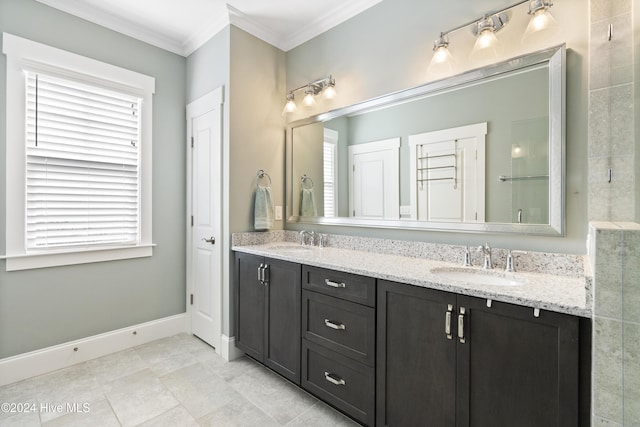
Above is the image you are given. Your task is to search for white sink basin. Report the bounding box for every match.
[430,267,526,287]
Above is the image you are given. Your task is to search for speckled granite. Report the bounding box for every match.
[232,231,587,276]
[232,232,591,317]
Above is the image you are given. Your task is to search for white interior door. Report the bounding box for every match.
[187,88,223,350]
[409,123,487,222]
[349,138,400,219]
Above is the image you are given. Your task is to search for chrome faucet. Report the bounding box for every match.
[505,250,516,272]
[299,230,316,246]
[462,246,473,267]
[477,243,493,270]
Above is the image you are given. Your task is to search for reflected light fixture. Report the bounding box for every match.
[282,75,336,114]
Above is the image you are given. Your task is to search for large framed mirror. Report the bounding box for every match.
[286,44,565,235]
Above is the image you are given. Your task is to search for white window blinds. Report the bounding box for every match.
[25,71,142,250]
[323,140,336,218]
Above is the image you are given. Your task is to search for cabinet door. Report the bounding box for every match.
[456,296,580,427]
[377,280,456,427]
[235,253,266,361]
[265,258,302,384]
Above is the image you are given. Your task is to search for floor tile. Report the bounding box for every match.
[87,348,147,385]
[103,369,179,427]
[136,405,199,427]
[287,401,360,426]
[161,362,243,419]
[198,395,279,427]
[228,363,317,424]
[41,399,119,427]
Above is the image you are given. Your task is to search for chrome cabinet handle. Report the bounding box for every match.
[324,319,346,330]
[324,371,346,386]
[201,236,215,244]
[257,264,268,285]
[258,263,264,283]
[262,264,269,286]
[458,307,466,344]
[324,279,346,288]
[445,304,453,340]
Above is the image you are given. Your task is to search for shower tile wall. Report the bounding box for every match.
[589,0,638,425]
[590,222,640,425]
[588,0,634,221]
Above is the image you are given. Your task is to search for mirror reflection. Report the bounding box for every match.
[288,45,564,235]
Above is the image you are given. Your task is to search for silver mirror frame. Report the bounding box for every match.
[286,44,566,236]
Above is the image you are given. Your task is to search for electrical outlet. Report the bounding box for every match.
[275,205,283,221]
[400,205,411,215]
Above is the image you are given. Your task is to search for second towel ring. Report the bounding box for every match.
[257,169,272,186]
[301,174,314,189]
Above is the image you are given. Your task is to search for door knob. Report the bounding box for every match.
[201,236,215,244]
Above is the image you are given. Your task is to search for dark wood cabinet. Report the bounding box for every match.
[377,280,583,427]
[301,266,376,426]
[376,280,456,426]
[235,252,301,384]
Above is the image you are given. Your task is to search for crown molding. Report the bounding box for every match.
[278,0,383,51]
[36,0,188,55]
[36,0,383,56]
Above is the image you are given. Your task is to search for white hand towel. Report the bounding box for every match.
[254,186,274,230]
[300,188,317,217]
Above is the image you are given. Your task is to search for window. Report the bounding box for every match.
[3,33,155,271]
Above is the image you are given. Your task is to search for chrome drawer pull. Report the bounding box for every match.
[324,319,346,330]
[445,304,453,340]
[458,307,466,344]
[324,279,346,288]
[324,371,346,386]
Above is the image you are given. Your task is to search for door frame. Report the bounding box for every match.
[186,87,224,351]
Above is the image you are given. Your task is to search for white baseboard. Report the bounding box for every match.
[0,313,187,386]
[220,334,244,361]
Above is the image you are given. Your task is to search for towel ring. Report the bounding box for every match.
[257,170,272,186]
[301,174,314,189]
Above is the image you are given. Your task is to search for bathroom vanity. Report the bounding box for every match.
[232,235,591,426]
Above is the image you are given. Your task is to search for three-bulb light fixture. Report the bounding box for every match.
[282,75,336,114]
[428,0,557,75]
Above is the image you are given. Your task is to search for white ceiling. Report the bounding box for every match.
[35,0,383,56]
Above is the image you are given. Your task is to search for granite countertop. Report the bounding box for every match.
[232,241,591,318]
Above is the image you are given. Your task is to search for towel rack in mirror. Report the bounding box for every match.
[301,174,314,189]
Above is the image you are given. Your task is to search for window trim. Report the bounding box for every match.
[3,33,155,271]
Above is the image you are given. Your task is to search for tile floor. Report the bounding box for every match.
[0,334,359,426]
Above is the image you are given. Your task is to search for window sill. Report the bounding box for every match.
[2,244,155,271]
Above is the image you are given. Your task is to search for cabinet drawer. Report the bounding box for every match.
[303,290,375,366]
[302,340,375,427]
[302,265,375,307]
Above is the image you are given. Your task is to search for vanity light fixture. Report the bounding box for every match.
[471,13,508,58]
[427,0,558,73]
[427,32,454,76]
[283,93,297,114]
[282,75,336,114]
[523,0,558,41]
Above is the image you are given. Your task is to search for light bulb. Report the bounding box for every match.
[470,17,501,62]
[522,1,559,43]
[427,33,455,78]
[303,92,316,107]
[282,93,297,114]
[323,84,336,100]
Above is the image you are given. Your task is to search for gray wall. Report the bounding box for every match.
[186,25,286,337]
[285,0,588,254]
[0,0,187,358]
